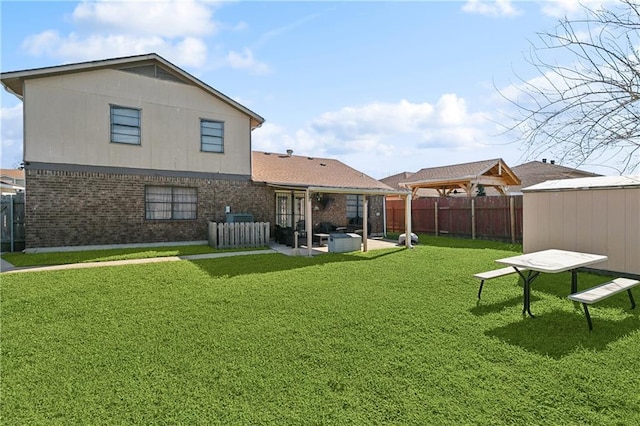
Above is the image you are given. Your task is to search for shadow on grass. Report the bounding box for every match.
[524,273,636,310]
[486,310,640,359]
[470,295,541,316]
[414,235,522,252]
[188,247,407,278]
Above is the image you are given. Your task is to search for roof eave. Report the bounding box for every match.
[1,53,266,126]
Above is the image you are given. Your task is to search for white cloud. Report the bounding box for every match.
[252,96,501,179]
[226,48,271,74]
[71,0,217,38]
[462,0,522,18]
[19,0,267,74]
[1,104,24,169]
[540,0,609,18]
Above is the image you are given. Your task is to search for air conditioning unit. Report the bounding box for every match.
[225,213,254,223]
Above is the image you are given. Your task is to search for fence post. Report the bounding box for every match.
[510,196,516,244]
[435,201,439,236]
[471,198,476,240]
[208,222,218,248]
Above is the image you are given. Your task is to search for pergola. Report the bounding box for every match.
[400,158,520,198]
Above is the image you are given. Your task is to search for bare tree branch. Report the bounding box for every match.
[500,0,640,174]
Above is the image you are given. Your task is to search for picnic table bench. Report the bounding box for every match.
[568,278,639,331]
[473,267,527,300]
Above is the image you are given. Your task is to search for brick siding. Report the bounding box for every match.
[25,168,273,248]
[24,168,385,249]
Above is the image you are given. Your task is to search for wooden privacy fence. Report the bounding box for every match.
[208,222,271,249]
[386,196,523,243]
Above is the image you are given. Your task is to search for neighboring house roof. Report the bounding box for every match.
[509,161,602,193]
[380,172,415,191]
[1,53,265,130]
[0,169,25,194]
[252,151,404,195]
[380,171,437,198]
[400,158,520,197]
[0,168,25,183]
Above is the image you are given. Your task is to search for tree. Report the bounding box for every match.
[503,0,640,174]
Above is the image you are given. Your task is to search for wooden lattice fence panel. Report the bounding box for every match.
[208,222,270,249]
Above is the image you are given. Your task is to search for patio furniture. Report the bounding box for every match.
[568,278,639,330]
[346,217,371,235]
[314,233,331,247]
[473,267,528,300]
[328,233,361,253]
[495,249,608,317]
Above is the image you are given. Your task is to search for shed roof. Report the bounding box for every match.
[1,53,265,130]
[252,151,404,195]
[523,175,640,192]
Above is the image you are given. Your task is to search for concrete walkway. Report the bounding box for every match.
[0,238,401,275]
[0,249,278,274]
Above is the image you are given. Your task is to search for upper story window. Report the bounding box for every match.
[110,105,141,145]
[201,119,224,153]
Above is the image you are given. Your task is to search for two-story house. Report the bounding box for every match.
[2,54,406,250]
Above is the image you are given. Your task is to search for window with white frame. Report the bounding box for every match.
[145,186,197,220]
[275,191,305,227]
[201,119,224,153]
[110,105,141,145]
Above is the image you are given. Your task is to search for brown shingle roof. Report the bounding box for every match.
[511,161,601,192]
[379,172,415,191]
[408,158,510,182]
[398,158,520,197]
[252,151,397,192]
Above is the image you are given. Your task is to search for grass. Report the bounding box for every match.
[1,244,266,267]
[2,237,639,424]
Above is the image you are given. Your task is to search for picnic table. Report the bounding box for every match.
[495,249,608,317]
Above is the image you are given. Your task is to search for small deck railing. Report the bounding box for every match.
[208,222,271,249]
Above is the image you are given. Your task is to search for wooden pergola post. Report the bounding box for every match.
[404,193,412,248]
[306,190,313,257]
[362,195,369,252]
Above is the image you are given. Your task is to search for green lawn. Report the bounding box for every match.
[2,244,266,267]
[2,237,639,424]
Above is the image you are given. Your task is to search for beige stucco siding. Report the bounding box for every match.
[23,69,251,175]
[523,188,640,275]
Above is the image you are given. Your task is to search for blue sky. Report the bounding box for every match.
[0,0,615,178]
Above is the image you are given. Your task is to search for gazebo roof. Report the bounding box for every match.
[400,158,520,197]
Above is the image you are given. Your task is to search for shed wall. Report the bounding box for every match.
[523,187,640,275]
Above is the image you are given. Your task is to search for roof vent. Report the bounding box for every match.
[286,149,293,157]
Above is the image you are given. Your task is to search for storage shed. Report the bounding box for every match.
[522,175,640,277]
